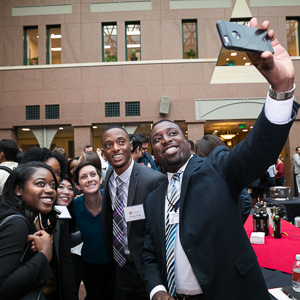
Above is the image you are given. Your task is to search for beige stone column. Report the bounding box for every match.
[186,120,206,147]
[74,126,93,157]
[0,129,17,143]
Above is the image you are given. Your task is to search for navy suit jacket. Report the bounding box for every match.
[102,161,166,278]
[142,102,299,300]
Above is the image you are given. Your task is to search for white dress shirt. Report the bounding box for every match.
[108,159,134,255]
[150,93,294,299]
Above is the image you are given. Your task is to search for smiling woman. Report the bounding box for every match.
[72,161,115,300]
[0,162,57,300]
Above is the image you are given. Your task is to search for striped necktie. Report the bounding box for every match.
[166,172,181,297]
[113,176,126,268]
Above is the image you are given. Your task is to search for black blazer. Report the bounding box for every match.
[142,102,299,300]
[102,161,166,278]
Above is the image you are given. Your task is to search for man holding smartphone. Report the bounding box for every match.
[142,18,297,300]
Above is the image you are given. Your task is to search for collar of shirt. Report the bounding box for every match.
[0,161,18,167]
[112,158,134,185]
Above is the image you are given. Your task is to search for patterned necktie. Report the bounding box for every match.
[113,176,126,267]
[166,172,181,297]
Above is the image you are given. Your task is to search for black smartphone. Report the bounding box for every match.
[216,20,274,54]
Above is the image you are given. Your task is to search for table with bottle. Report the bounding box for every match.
[245,204,300,274]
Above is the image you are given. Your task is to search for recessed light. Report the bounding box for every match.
[250,126,253,129]
[243,57,246,60]
[231,52,237,56]
[59,127,63,130]
[214,130,218,132]
[245,62,251,66]
[226,58,229,61]
[93,126,97,129]
[22,128,30,131]
[243,129,248,132]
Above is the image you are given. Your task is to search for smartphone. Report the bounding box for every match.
[216,20,274,54]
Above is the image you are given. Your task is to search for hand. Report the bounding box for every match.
[153,291,175,300]
[247,18,294,93]
[27,230,53,262]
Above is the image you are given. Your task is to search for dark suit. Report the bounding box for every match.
[142,103,299,300]
[102,161,166,298]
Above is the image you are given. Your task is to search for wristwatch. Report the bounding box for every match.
[269,84,296,100]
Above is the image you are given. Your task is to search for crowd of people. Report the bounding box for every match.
[0,17,298,300]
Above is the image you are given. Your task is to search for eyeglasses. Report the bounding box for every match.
[142,147,149,151]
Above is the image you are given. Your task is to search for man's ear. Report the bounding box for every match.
[130,141,133,151]
[75,183,82,191]
[15,186,22,197]
[0,151,4,161]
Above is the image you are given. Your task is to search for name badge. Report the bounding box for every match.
[169,211,179,225]
[124,204,145,222]
[54,205,72,219]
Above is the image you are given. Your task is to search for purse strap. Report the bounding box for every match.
[0,214,31,264]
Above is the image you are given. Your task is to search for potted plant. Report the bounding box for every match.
[185,48,196,59]
[227,59,235,66]
[28,57,38,65]
[105,54,117,62]
[130,49,138,61]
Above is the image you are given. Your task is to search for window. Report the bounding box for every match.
[125,102,140,116]
[103,23,117,62]
[26,105,40,120]
[126,22,141,61]
[105,102,120,117]
[45,105,59,119]
[23,26,38,65]
[46,25,61,64]
[286,18,299,56]
[182,20,198,59]
[216,19,252,67]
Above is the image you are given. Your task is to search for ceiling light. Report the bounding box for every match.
[243,57,246,60]
[127,44,141,48]
[250,126,253,129]
[214,130,218,132]
[51,47,62,51]
[243,129,248,132]
[245,62,251,66]
[231,52,237,56]
[226,58,229,61]
[22,128,30,131]
[37,35,39,38]
[51,34,62,39]
[59,127,63,130]
[92,126,97,129]
[104,45,111,49]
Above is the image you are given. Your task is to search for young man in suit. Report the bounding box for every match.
[142,18,298,300]
[101,125,166,300]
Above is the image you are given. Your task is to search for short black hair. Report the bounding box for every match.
[296,147,300,151]
[101,125,129,145]
[0,139,19,162]
[0,161,58,233]
[135,132,149,144]
[150,120,187,146]
[73,161,102,185]
[188,140,195,151]
[19,147,68,179]
[84,145,94,151]
[130,135,142,153]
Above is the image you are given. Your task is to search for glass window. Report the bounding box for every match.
[45,105,59,119]
[47,25,61,64]
[286,18,299,56]
[24,26,38,65]
[216,19,252,67]
[105,103,120,117]
[125,102,140,116]
[182,20,198,59]
[26,105,40,120]
[103,23,117,62]
[126,22,141,61]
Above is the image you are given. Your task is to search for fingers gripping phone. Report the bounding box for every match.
[216,20,274,54]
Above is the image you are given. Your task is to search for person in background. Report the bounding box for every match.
[53,146,66,157]
[0,139,19,195]
[84,145,94,152]
[195,134,252,223]
[293,147,300,196]
[187,140,195,154]
[136,132,158,171]
[275,154,285,186]
[129,134,143,162]
[0,162,56,300]
[68,157,79,177]
[73,161,115,300]
[266,164,276,197]
[96,148,109,171]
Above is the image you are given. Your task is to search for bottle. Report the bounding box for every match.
[292,254,300,292]
[259,203,264,232]
[271,206,276,237]
[253,206,260,232]
[273,207,281,239]
[262,206,269,236]
[253,206,261,232]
